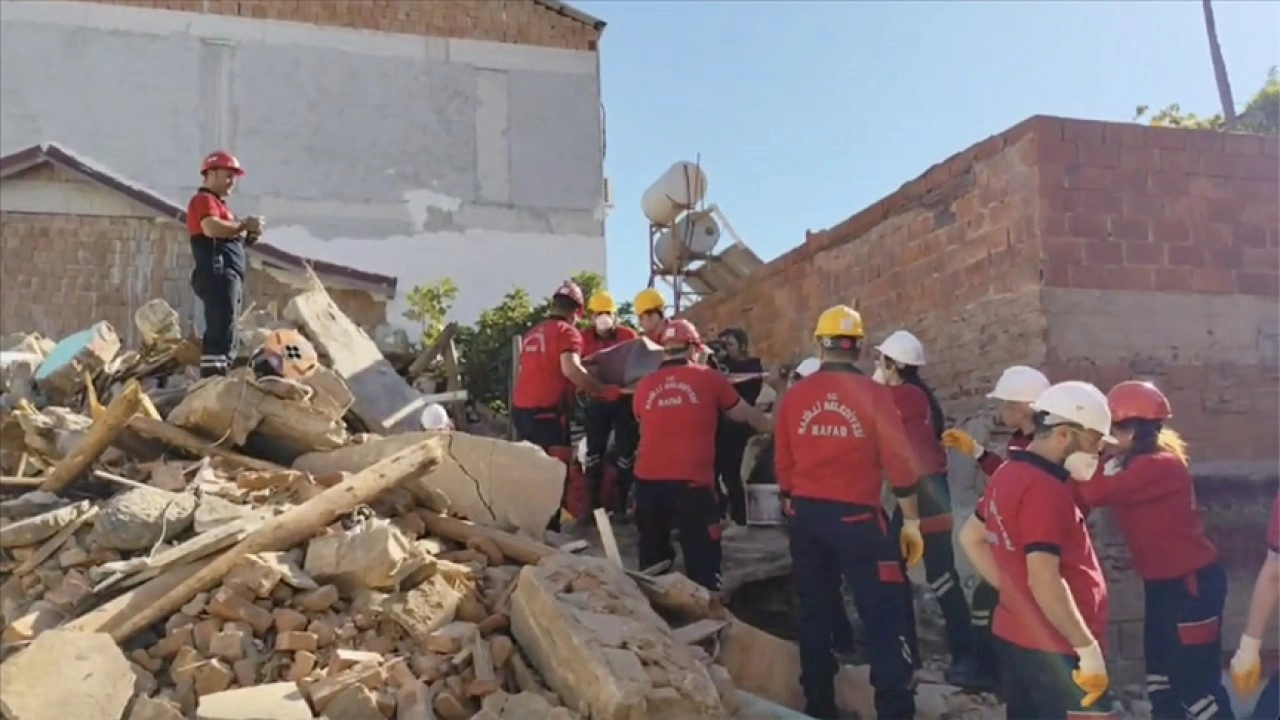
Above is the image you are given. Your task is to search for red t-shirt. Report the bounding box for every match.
[187,189,246,275]
[1267,493,1280,554]
[775,369,918,506]
[887,384,947,476]
[642,320,669,345]
[582,325,638,359]
[976,450,1109,655]
[633,360,740,487]
[512,318,582,410]
[1072,452,1218,581]
[978,431,1032,477]
[186,191,233,236]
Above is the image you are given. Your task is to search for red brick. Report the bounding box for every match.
[1043,236,1085,265]
[1224,134,1265,157]
[1109,216,1151,242]
[1077,141,1122,168]
[1189,268,1235,294]
[1066,189,1124,216]
[1120,145,1161,170]
[1153,267,1196,293]
[1083,238,1124,265]
[1166,244,1206,268]
[1237,271,1279,297]
[1148,171,1190,196]
[1242,247,1280,272]
[1152,218,1193,244]
[1065,213,1109,239]
[1124,241,1165,266]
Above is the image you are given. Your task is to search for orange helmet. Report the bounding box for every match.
[259,329,319,380]
[1107,380,1172,423]
[552,281,585,308]
[201,150,244,176]
[660,318,701,347]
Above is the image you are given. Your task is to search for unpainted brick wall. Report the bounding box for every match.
[0,212,386,342]
[85,0,602,51]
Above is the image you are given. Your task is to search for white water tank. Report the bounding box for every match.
[654,212,721,271]
[641,161,708,226]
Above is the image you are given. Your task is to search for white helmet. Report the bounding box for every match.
[876,330,926,367]
[794,357,821,378]
[419,403,452,430]
[1032,381,1115,442]
[988,366,1051,404]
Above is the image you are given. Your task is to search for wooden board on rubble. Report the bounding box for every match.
[284,289,425,435]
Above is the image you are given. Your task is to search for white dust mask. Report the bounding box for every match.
[1064,452,1100,482]
[594,314,614,332]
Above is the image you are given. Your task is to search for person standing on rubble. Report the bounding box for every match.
[1069,381,1232,720]
[580,291,639,520]
[941,364,1051,689]
[775,305,924,720]
[633,288,670,343]
[711,328,765,526]
[511,281,623,528]
[1229,491,1280,720]
[958,380,1117,719]
[188,151,264,378]
[872,330,987,688]
[632,319,772,590]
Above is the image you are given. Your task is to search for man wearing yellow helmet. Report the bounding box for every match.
[581,291,640,519]
[633,287,669,344]
[774,304,923,719]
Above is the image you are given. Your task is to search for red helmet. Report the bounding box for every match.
[1107,380,1172,423]
[552,281,585,308]
[201,150,244,176]
[660,318,701,346]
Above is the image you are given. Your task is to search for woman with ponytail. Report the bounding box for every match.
[874,330,985,689]
[1073,380,1231,719]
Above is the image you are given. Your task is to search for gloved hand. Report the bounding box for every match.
[941,429,983,459]
[1230,635,1263,694]
[1071,642,1109,708]
[899,518,924,567]
[596,385,624,402]
[1102,457,1123,477]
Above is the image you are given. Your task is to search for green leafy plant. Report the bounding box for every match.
[1134,67,1279,135]
[402,277,458,346]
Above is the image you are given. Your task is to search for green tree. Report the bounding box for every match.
[1134,67,1280,135]
[402,278,458,346]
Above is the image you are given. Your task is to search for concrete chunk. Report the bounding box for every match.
[303,524,424,590]
[90,487,196,551]
[0,630,134,720]
[195,682,312,720]
[34,322,120,403]
[510,556,724,720]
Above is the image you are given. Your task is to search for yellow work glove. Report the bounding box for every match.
[1230,635,1263,694]
[899,519,925,568]
[941,428,982,459]
[1072,642,1109,708]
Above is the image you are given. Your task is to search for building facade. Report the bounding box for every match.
[0,0,609,331]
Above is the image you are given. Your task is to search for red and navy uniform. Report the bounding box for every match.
[1253,495,1280,720]
[642,319,669,345]
[632,359,740,591]
[1073,452,1230,719]
[774,363,918,720]
[511,317,582,466]
[580,324,640,514]
[975,449,1113,717]
[187,189,245,376]
[977,431,1032,477]
[582,325,637,359]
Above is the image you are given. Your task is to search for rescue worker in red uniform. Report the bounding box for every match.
[1069,381,1231,720]
[942,364,1051,688]
[873,330,987,688]
[512,281,622,527]
[959,380,1117,719]
[633,288,669,343]
[1230,492,1280,720]
[632,319,772,591]
[775,306,925,720]
[580,291,639,518]
[187,151,264,377]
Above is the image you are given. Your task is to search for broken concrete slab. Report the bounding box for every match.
[382,574,463,643]
[303,524,426,591]
[285,286,425,434]
[90,487,197,551]
[33,321,120,403]
[195,682,313,720]
[510,555,724,720]
[294,431,563,536]
[127,696,185,720]
[0,630,134,720]
[0,500,91,549]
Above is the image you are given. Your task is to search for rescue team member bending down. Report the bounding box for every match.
[633,288,670,343]
[188,151,264,378]
[580,291,639,519]
[632,319,772,591]
[511,282,622,526]
[1229,492,1280,720]
[873,330,986,688]
[959,380,1117,719]
[775,306,925,720]
[711,328,765,526]
[1071,381,1232,720]
[942,364,1051,687]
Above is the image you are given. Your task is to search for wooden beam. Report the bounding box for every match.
[39,381,143,493]
[126,416,286,472]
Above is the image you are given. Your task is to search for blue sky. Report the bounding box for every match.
[573,0,1279,305]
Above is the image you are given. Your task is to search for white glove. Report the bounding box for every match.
[1230,635,1263,693]
[1103,458,1123,477]
[1074,641,1106,675]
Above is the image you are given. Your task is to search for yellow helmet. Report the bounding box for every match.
[587,291,617,314]
[634,288,666,316]
[813,305,865,339]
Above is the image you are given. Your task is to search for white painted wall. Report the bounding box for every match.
[0,1,607,331]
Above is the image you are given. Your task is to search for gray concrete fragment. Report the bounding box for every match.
[0,500,91,548]
[0,630,134,720]
[127,696,185,720]
[195,682,313,720]
[90,487,196,551]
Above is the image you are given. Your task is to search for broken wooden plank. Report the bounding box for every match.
[14,506,98,577]
[671,618,728,646]
[39,381,142,493]
[406,322,458,378]
[593,508,623,568]
[108,438,443,642]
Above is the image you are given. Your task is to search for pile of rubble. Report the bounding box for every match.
[0,275,1005,720]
